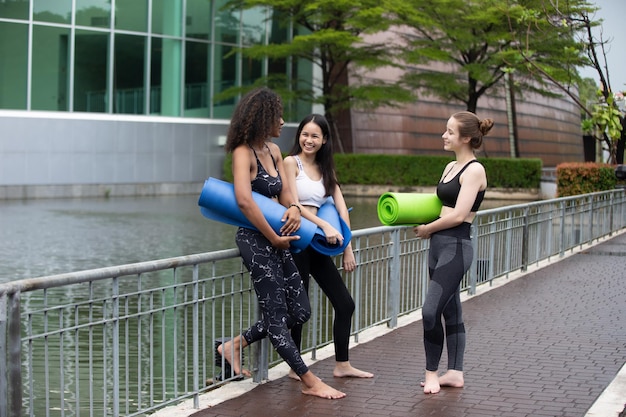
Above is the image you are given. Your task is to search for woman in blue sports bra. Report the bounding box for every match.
[215,88,346,400]
[283,114,374,381]
[414,111,493,394]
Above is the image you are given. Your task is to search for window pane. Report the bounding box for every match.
[186,0,210,40]
[0,22,28,110]
[212,44,236,118]
[241,7,265,46]
[214,0,238,44]
[32,25,71,111]
[34,0,71,24]
[113,34,146,114]
[76,0,111,28]
[74,30,109,112]
[116,0,147,32]
[152,0,182,36]
[149,38,162,114]
[0,1,28,20]
[184,40,209,114]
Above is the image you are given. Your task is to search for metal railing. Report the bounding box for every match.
[1,189,625,417]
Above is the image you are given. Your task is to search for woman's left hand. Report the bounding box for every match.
[280,206,301,235]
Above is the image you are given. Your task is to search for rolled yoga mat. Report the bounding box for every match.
[198,177,350,256]
[377,192,443,226]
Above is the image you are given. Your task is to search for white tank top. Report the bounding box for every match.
[294,155,328,208]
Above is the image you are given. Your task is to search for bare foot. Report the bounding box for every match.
[422,370,440,394]
[438,370,464,388]
[217,338,251,378]
[288,369,301,381]
[333,361,374,378]
[300,372,346,399]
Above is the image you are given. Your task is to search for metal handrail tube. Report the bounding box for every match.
[0,190,624,417]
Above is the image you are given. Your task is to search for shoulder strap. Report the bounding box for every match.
[294,155,304,173]
[457,159,480,176]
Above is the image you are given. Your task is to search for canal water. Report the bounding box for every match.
[0,194,520,284]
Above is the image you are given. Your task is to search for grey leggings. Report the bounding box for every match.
[236,228,311,376]
[422,222,473,372]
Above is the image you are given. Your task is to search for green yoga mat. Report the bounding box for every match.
[377,192,443,226]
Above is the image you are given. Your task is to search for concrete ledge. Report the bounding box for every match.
[0,182,544,201]
[0,182,204,200]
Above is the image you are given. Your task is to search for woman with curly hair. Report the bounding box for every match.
[216,88,346,399]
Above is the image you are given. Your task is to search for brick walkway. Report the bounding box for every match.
[182,232,626,417]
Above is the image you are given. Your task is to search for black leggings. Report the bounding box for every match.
[236,228,311,376]
[422,222,473,372]
[290,247,356,362]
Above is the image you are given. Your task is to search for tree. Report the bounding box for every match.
[220,0,414,152]
[506,1,624,164]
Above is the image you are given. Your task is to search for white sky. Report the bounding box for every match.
[578,0,626,92]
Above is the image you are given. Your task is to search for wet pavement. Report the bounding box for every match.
[160,231,626,417]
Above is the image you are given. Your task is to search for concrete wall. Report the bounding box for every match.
[0,111,296,199]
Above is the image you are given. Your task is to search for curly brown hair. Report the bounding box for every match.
[224,88,283,153]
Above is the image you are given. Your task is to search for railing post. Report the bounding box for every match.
[387,229,401,328]
[469,225,478,295]
[521,206,530,272]
[0,291,22,417]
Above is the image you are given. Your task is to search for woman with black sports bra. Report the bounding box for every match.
[216,88,346,399]
[414,111,493,394]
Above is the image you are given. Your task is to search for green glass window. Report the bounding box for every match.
[186,0,211,40]
[32,25,71,111]
[0,1,29,20]
[149,38,162,114]
[115,0,148,32]
[73,29,109,112]
[214,0,239,45]
[113,34,146,114]
[0,22,28,110]
[241,7,266,46]
[184,40,209,115]
[152,0,182,36]
[33,0,71,24]
[76,0,111,28]
[212,44,236,118]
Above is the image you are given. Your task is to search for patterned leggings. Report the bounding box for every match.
[236,228,311,376]
[422,222,473,372]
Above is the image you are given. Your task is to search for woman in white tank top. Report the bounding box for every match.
[283,114,374,380]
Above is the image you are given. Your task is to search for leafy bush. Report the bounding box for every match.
[556,162,618,196]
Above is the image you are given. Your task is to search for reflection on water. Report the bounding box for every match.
[0,194,523,283]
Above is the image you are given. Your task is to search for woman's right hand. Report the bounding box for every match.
[271,234,301,250]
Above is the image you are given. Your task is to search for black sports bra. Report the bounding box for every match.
[250,145,282,199]
[436,160,485,212]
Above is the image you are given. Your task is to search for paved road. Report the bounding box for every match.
[159,232,626,417]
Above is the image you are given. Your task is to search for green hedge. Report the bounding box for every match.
[223,153,542,189]
[556,162,619,197]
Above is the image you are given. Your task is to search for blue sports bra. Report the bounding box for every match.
[436,160,485,212]
[250,145,282,199]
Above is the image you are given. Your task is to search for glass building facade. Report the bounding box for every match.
[0,0,312,121]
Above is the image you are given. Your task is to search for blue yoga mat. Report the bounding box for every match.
[198,177,350,256]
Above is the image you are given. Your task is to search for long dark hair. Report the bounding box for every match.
[224,88,283,153]
[288,114,337,196]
